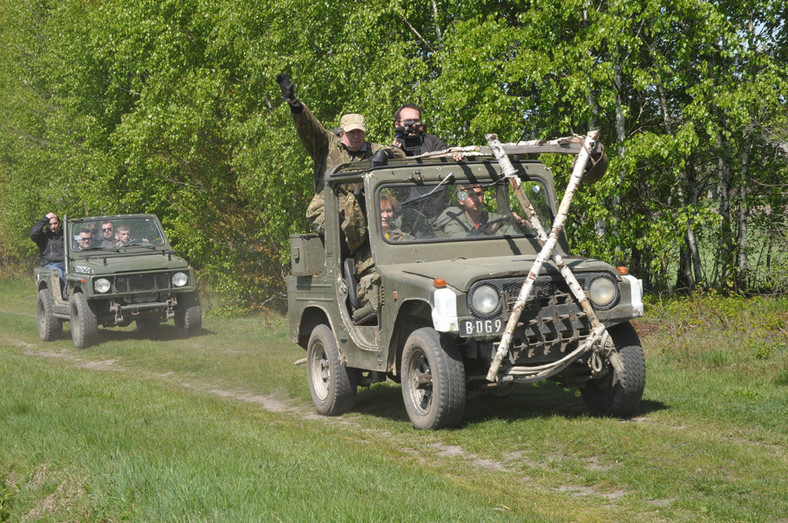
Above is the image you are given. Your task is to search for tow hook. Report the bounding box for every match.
[591,330,623,384]
[113,303,123,323]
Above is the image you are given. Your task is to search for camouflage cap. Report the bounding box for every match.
[340,113,366,133]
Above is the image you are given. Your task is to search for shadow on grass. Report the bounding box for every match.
[64,323,214,346]
[352,381,668,427]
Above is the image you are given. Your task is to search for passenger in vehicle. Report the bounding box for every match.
[276,72,404,323]
[379,193,410,241]
[391,104,446,156]
[115,225,132,246]
[82,222,100,247]
[275,72,403,239]
[100,221,117,248]
[30,212,66,298]
[76,230,94,251]
[436,184,517,237]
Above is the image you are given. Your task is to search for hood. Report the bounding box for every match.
[70,249,189,276]
[387,255,615,291]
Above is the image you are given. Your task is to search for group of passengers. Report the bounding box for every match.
[276,72,524,323]
[30,215,135,268]
[73,221,133,251]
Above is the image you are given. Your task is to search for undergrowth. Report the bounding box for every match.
[638,291,787,382]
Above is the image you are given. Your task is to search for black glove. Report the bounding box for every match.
[276,73,296,103]
[370,149,389,167]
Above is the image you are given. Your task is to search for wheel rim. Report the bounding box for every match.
[406,347,433,415]
[310,341,330,401]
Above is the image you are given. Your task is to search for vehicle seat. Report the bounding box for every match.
[343,257,360,309]
[344,257,377,325]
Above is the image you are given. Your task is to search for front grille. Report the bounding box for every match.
[468,275,595,363]
[115,273,170,293]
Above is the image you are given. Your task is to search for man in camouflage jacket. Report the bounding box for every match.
[276,73,403,246]
[276,73,403,322]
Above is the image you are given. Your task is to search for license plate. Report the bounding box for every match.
[460,318,504,336]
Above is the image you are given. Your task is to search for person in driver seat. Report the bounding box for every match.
[436,184,509,237]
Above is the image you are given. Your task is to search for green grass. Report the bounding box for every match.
[1,277,786,521]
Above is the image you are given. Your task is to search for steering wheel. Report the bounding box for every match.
[473,216,509,235]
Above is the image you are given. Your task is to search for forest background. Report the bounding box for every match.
[1,0,786,312]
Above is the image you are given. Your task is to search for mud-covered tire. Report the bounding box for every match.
[37,288,62,341]
[69,292,98,349]
[581,321,645,418]
[175,292,202,337]
[306,324,357,416]
[401,327,466,430]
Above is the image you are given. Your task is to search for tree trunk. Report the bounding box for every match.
[612,63,627,265]
[676,243,693,291]
[686,163,703,287]
[715,129,733,287]
[737,136,752,289]
[657,78,671,135]
[431,1,442,43]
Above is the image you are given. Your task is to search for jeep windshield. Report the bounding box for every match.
[375,177,553,243]
[68,216,168,252]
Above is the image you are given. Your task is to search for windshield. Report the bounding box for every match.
[376,178,553,243]
[68,216,167,252]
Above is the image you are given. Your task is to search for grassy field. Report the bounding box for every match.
[1,277,786,521]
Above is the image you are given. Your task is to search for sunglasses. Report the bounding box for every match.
[79,237,91,241]
[102,227,113,232]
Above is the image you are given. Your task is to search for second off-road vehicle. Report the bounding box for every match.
[35,214,201,348]
[287,133,645,429]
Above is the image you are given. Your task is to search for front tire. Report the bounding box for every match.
[37,288,62,341]
[581,321,646,418]
[175,292,202,337]
[401,327,466,430]
[306,324,357,416]
[70,292,98,349]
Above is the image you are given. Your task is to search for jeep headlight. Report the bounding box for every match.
[94,278,111,294]
[172,272,189,287]
[471,285,499,315]
[589,277,617,308]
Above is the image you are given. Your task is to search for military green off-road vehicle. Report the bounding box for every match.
[287,134,645,429]
[35,214,201,348]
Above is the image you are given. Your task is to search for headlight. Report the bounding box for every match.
[589,277,617,308]
[94,278,111,294]
[172,272,189,287]
[471,285,499,315]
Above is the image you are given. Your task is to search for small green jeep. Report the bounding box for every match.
[35,214,201,348]
[287,134,645,429]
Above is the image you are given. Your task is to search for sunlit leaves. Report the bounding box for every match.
[0,0,785,301]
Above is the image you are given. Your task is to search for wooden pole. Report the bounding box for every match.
[484,131,601,382]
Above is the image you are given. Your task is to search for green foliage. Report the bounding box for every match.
[1,0,786,307]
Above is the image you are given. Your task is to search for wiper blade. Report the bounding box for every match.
[401,173,455,207]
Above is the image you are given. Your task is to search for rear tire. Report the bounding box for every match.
[175,292,202,337]
[70,292,98,349]
[306,324,357,416]
[401,327,466,430]
[581,322,645,418]
[37,288,62,341]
